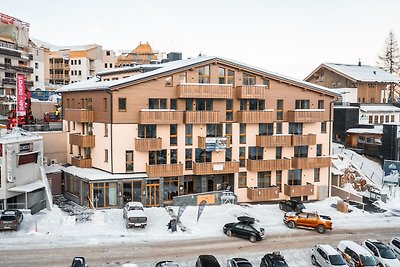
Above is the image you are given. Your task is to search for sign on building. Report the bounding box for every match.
[16,74,26,117]
[383,160,400,185]
[205,137,227,152]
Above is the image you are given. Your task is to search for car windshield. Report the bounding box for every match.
[378,246,396,259]
[296,203,305,210]
[360,255,377,265]
[272,260,289,267]
[328,255,346,265]
[1,215,16,221]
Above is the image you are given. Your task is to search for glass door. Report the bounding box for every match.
[146,183,160,206]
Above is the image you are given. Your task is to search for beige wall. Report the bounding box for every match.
[31,101,58,120]
[40,131,67,164]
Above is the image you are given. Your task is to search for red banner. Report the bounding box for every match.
[16,74,26,116]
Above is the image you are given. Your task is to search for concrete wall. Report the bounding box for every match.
[39,131,67,164]
[31,101,58,121]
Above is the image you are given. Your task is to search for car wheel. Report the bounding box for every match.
[287,221,295,229]
[226,230,232,237]
[311,255,317,266]
[316,225,325,234]
[126,224,130,229]
[249,235,256,243]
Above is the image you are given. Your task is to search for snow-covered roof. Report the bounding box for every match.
[318,244,341,255]
[30,37,99,52]
[360,104,400,113]
[57,56,340,97]
[63,165,148,181]
[96,64,163,76]
[324,63,400,83]
[8,180,44,193]
[0,128,43,144]
[346,126,383,134]
[338,240,372,255]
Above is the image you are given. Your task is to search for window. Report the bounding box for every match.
[78,59,81,65]
[138,125,157,138]
[263,78,270,88]
[149,98,167,109]
[225,147,232,162]
[104,123,108,137]
[385,115,390,123]
[239,147,246,167]
[198,65,210,83]
[288,169,302,185]
[69,144,73,154]
[227,69,235,85]
[276,147,282,159]
[170,99,177,110]
[185,99,193,111]
[196,99,213,110]
[185,148,192,170]
[238,172,247,188]
[170,124,177,146]
[149,150,167,165]
[243,72,256,85]
[321,121,327,133]
[109,63,112,68]
[218,67,226,84]
[369,116,373,124]
[206,124,222,137]
[78,70,81,75]
[259,123,273,136]
[289,123,303,135]
[185,124,192,145]
[276,170,282,192]
[380,115,384,124]
[240,99,264,110]
[391,115,395,122]
[5,58,11,64]
[104,149,109,163]
[294,146,308,158]
[195,148,212,163]
[103,98,108,112]
[276,122,282,134]
[277,99,283,120]
[179,73,186,84]
[165,76,173,86]
[106,50,111,56]
[126,151,134,172]
[35,75,39,82]
[258,171,271,188]
[318,100,324,109]
[118,98,127,111]
[295,100,310,109]
[170,149,178,164]
[225,123,232,140]
[374,115,379,124]
[316,144,322,156]
[248,146,263,160]
[240,124,246,144]
[73,121,76,130]
[226,99,233,121]
[314,168,320,182]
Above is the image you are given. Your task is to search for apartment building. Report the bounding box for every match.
[116,42,158,67]
[29,39,48,91]
[58,56,338,208]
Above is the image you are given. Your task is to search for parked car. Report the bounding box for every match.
[223,216,265,243]
[195,255,221,267]
[362,239,400,267]
[279,200,305,212]
[155,260,180,267]
[337,240,378,267]
[283,211,332,233]
[227,257,253,267]
[260,251,289,267]
[123,201,144,219]
[126,209,147,228]
[0,210,23,231]
[311,244,348,267]
[71,256,88,267]
[389,237,400,260]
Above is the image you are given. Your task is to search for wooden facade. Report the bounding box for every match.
[256,135,292,147]
[247,186,279,201]
[246,159,291,172]
[287,110,324,122]
[192,161,240,175]
[292,134,317,146]
[291,156,331,169]
[69,133,95,148]
[64,109,93,122]
[71,157,92,168]
[139,110,184,124]
[146,163,183,178]
[177,83,233,99]
[284,183,314,197]
[237,110,274,123]
[135,138,163,152]
[185,111,220,124]
[236,85,268,99]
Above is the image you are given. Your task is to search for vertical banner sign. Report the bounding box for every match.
[197,200,207,223]
[16,74,26,116]
[176,202,188,223]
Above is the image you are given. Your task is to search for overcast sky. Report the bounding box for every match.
[2,0,400,79]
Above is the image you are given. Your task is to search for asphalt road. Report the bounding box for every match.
[0,226,399,267]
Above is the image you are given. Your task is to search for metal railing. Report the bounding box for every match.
[22,123,63,132]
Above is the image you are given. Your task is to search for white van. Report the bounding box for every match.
[337,240,378,267]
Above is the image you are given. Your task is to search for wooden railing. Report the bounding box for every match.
[135,138,162,152]
[198,136,231,149]
[256,135,292,147]
[291,156,331,169]
[246,159,291,172]
[146,163,183,178]
[139,110,184,124]
[69,133,95,148]
[64,109,93,122]
[71,157,92,168]
[247,187,279,201]
[177,83,233,99]
[287,110,324,122]
[291,134,317,146]
[193,161,239,175]
[237,110,274,123]
[284,183,314,197]
[185,111,220,124]
[236,85,268,99]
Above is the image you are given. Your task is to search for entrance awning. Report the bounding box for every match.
[8,180,44,193]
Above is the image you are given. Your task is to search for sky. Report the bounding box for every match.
[2,0,400,79]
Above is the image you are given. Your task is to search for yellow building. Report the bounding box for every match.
[116,42,158,67]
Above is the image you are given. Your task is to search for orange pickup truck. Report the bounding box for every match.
[283,211,332,233]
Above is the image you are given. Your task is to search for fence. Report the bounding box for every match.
[22,123,62,132]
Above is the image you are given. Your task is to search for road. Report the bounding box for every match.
[0,226,399,267]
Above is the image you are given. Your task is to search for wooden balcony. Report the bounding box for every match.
[146,163,183,178]
[185,111,220,124]
[247,187,280,201]
[177,83,233,99]
[291,134,317,146]
[193,161,239,175]
[198,136,231,149]
[64,109,93,122]
[287,110,324,122]
[284,183,314,197]
[291,156,331,169]
[256,135,292,147]
[135,138,162,152]
[236,85,268,99]
[139,110,184,124]
[237,110,274,123]
[69,133,95,148]
[246,159,291,172]
[71,157,92,168]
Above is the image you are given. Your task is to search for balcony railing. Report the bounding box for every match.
[287,110,324,122]
[291,134,317,146]
[246,159,291,172]
[237,110,274,123]
[185,111,220,124]
[247,187,279,201]
[139,110,184,124]
[284,183,314,197]
[177,83,233,99]
[69,133,95,148]
[146,163,183,178]
[236,85,268,99]
[64,109,93,122]
[291,156,331,169]
[198,136,231,149]
[135,138,162,152]
[71,157,92,168]
[256,135,292,147]
[193,161,239,175]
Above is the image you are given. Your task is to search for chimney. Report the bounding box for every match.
[358,58,361,66]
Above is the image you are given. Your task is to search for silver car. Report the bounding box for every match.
[311,244,348,267]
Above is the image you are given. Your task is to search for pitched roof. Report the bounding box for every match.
[57,56,339,97]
